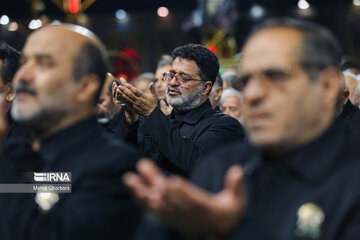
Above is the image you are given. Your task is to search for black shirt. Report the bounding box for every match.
[114,100,245,176]
[0,117,140,240]
[338,100,360,132]
[191,119,360,240]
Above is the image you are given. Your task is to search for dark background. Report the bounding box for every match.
[2,0,360,77]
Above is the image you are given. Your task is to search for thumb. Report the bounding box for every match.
[224,165,245,198]
[149,82,156,97]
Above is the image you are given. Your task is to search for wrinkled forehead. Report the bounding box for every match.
[239,27,304,72]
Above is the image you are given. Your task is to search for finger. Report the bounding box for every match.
[136,159,166,187]
[125,83,143,97]
[119,77,127,86]
[112,82,117,98]
[119,85,139,103]
[165,176,210,209]
[117,88,137,105]
[224,165,245,198]
[123,172,149,199]
[149,82,156,97]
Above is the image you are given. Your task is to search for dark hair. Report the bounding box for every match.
[0,41,20,85]
[171,44,220,84]
[252,17,342,80]
[73,42,109,105]
[340,60,360,72]
[157,54,173,69]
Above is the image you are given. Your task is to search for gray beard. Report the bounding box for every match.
[166,84,203,112]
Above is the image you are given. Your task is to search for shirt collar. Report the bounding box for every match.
[170,99,213,125]
[246,119,345,183]
[338,100,358,119]
[39,116,100,164]
[283,119,345,183]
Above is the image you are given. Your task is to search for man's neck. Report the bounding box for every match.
[262,111,336,161]
[32,110,93,141]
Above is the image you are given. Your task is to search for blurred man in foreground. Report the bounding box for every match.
[0,24,140,239]
[124,18,360,240]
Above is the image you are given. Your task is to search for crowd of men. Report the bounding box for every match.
[0,16,359,240]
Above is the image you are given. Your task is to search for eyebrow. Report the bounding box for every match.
[20,53,54,62]
[169,70,191,77]
[34,54,54,62]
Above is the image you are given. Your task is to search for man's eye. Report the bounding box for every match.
[180,74,190,81]
[263,69,286,81]
[38,60,52,67]
[236,75,250,90]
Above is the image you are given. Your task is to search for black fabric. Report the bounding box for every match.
[190,119,360,240]
[4,111,32,143]
[0,117,141,240]
[113,99,245,176]
[337,100,360,132]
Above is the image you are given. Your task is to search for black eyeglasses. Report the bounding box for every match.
[235,67,293,91]
[162,72,202,84]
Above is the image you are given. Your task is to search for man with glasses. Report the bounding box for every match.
[113,43,244,176]
[124,18,360,240]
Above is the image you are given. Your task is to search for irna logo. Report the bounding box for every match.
[34,172,71,182]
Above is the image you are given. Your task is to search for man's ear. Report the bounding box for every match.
[318,67,342,109]
[77,74,101,104]
[202,81,213,96]
[343,89,350,105]
[5,83,14,102]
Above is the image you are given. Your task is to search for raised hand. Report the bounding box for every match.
[123,159,247,239]
[117,80,158,119]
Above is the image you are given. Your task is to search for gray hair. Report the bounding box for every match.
[252,17,342,81]
[157,55,173,69]
[220,88,242,104]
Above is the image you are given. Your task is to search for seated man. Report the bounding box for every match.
[124,18,360,240]
[209,74,224,111]
[154,55,173,101]
[96,72,122,126]
[113,44,244,176]
[0,24,140,240]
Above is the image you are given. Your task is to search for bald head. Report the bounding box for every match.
[12,24,109,137]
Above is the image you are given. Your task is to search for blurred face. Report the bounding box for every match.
[166,57,206,111]
[96,74,118,121]
[240,27,326,153]
[221,95,242,120]
[11,27,82,126]
[155,64,171,100]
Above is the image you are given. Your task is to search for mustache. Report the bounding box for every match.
[167,86,182,95]
[14,82,37,95]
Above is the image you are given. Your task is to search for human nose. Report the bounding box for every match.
[243,76,266,105]
[14,61,34,85]
[168,75,180,86]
